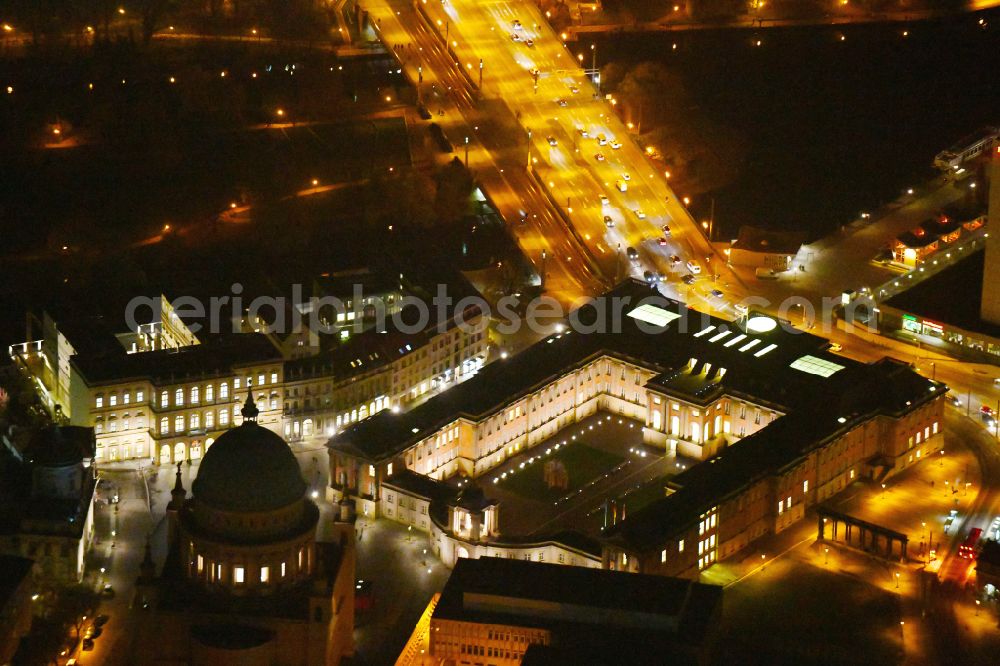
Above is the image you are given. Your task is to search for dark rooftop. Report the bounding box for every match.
[732,225,806,254]
[24,426,95,467]
[433,557,721,643]
[886,249,1000,341]
[71,333,282,387]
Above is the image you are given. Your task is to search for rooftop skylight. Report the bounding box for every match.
[627,303,682,328]
[790,355,845,378]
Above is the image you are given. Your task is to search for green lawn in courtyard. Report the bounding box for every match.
[497,442,625,502]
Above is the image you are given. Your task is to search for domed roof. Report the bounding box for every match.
[192,401,305,513]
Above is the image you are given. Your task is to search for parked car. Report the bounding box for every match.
[682,274,696,285]
[603,215,614,227]
[657,237,668,246]
[669,254,681,266]
[626,247,639,262]
[686,260,702,275]
[547,136,558,146]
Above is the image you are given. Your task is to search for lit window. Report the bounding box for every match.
[234,378,241,389]
[109,394,118,407]
[160,391,168,406]
[369,465,376,477]
[281,562,287,578]
[123,392,130,405]
[235,567,245,584]
[220,383,229,399]
[661,549,667,563]
[387,462,394,476]
[778,501,783,515]
[260,566,269,583]
[678,539,684,553]
[160,417,169,434]
[205,385,214,402]
[271,372,278,384]
[258,374,265,386]
[175,388,184,406]
[206,411,214,429]
[95,395,104,408]
[175,415,184,432]
[219,409,229,425]
[786,496,791,509]
[932,421,939,434]
[190,413,200,430]
[803,480,809,493]
[197,555,204,573]
[136,390,144,402]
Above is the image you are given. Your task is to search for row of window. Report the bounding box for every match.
[195,547,306,585]
[95,373,279,410]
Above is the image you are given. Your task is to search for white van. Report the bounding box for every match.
[597,133,608,146]
[686,260,702,275]
[615,179,627,192]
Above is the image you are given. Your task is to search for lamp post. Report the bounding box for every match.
[479,59,483,88]
[464,136,469,167]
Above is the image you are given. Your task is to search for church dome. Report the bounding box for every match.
[192,399,305,513]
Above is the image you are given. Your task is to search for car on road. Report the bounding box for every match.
[525,38,534,47]
[644,270,656,284]
[511,33,521,42]
[599,194,609,206]
[982,405,995,417]
[547,136,558,146]
[576,127,589,138]
[661,223,671,236]
[556,98,568,107]
[603,215,614,227]
[594,153,605,162]
[621,172,630,181]
[633,209,646,219]
[512,19,523,30]
[569,85,579,94]
[657,237,668,246]
[669,254,681,265]
[627,247,639,262]
[616,179,627,192]
[734,303,749,316]
[102,584,115,598]
[610,140,622,149]
[597,134,607,145]
[710,289,724,299]
[681,274,696,285]
[946,393,962,408]
[686,260,702,274]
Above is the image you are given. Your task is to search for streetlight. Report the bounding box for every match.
[976,599,981,616]
[881,483,886,497]
[824,546,829,565]
[895,572,900,589]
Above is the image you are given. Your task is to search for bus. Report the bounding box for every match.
[958,527,983,559]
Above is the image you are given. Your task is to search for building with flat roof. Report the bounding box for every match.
[425,557,721,665]
[329,281,944,575]
[0,426,96,583]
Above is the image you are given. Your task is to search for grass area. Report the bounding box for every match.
[716,558,902,664]
[497,442,625,502]
[616,475,671,514]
